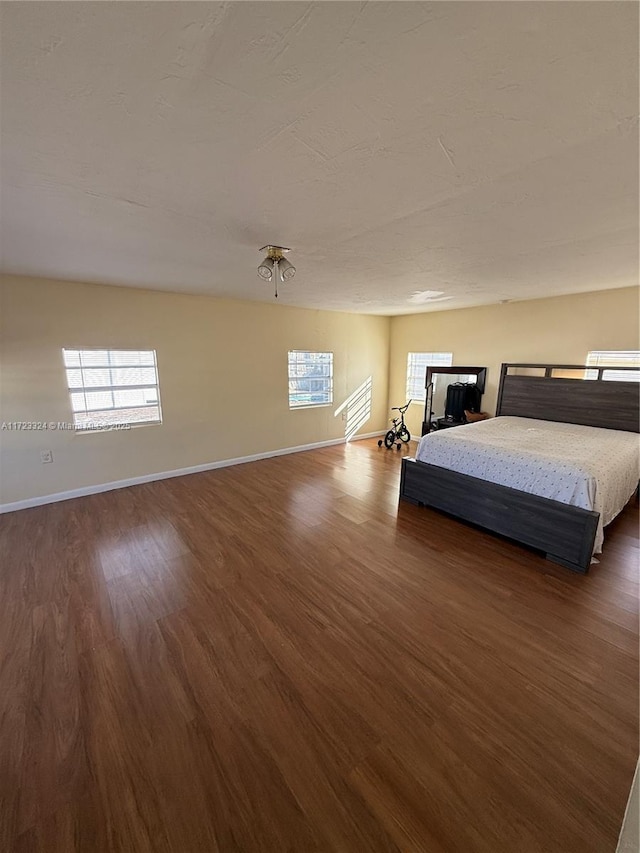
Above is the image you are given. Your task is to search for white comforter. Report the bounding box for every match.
[415,416,640,553]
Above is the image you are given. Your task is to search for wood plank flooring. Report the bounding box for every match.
[1,439,638,852]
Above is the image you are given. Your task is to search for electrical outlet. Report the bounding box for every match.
[40,450,53,464]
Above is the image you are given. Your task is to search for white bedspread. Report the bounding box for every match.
[415,416,640,553]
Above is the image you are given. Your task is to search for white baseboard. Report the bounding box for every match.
[0,430,384,514]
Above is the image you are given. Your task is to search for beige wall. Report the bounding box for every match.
[389,287,640,438]
[2,278,638,506]
[0,275,390,505]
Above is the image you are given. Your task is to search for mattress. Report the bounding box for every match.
[415,416,640,554]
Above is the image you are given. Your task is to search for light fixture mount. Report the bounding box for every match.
[260,245,291,259]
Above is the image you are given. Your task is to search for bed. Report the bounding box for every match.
[400,363,640,573]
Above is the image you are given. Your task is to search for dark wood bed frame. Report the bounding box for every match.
[400,363,640,573]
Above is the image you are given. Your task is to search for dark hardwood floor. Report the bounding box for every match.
[1,438,638,852]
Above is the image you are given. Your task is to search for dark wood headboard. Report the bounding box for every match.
[496,363,640,433]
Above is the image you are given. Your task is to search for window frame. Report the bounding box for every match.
[287,350,334,410]
[62,348,163,431]
[406,352,453,402]
[585,350,640,382]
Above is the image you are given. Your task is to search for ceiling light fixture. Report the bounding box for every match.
[257,245,296,297]
[257,256,275,281]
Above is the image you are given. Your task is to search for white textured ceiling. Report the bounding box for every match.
[1,1,638,314]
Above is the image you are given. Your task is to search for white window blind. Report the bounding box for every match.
[406,352,453,401]
[288,351,333,408]
[586,350,640,382]
[63,349,162,430]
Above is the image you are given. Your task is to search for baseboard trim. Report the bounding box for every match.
[0,430,384,514]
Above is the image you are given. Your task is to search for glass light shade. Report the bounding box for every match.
[257,256,274,280]
[278,256,296,281]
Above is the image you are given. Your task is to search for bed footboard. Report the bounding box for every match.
[400,457,599,573]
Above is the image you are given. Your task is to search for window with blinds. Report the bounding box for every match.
[288,351,333,408]
[406,352,453,401]
[63,349,162,430]
[586,351,640,382]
